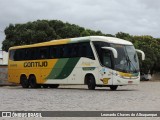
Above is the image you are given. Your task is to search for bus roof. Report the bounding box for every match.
[9,36,133,50]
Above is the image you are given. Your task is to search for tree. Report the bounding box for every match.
[2,20,109,51]
[133,35,160,74]
[116,32,133,41]
[2,19,160,74]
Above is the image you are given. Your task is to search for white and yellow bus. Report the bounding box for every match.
[8,36,145,90]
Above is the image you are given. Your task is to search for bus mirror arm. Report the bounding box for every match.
[101,47,118,58]
[136,49,145,60]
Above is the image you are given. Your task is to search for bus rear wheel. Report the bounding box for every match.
[29,75,40,88]
[49,84,59,88]
[87,75,96,90]
[20,75,29,88]
[110,85,118,91]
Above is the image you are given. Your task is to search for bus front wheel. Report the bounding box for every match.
[87,75,96,90]
[110,85,118,91]
[20,75,29,88]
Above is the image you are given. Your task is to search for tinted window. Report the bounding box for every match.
[38,47,49,59]
[14,50,18,61]
[50,46,58,58]
[50,45,65,58]
[80,42,95,59]
[14,49,25,61]
[27,48,37,60]
[71,44,79,57]
[81,44,87,57]
[10,48,37,61]
[93,41,111,66]
[63,44,71,58]
[50,42,94,59]
[102,49,112,68]
[11,42,95,61]
[9,50,15,60]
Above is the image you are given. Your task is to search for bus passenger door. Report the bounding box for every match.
[99,49,113,85]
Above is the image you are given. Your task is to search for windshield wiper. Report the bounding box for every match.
[126,56,138,73]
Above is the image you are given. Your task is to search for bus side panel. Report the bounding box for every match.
[8,60,20,84]
[8,68,19,83]
[28,59,58,84]
[45,57,99,85]
[8,60,29,84]
[67,67,82,84]
[74,57,99,84]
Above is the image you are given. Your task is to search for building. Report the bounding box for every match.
[0,50,8,85]
[0,50,8,64]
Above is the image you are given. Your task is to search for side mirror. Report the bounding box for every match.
[101,47,118,58]
[136,49,145,60]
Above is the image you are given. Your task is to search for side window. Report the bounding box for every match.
[71,44,79,57]
[63,46,67,58]
[24,49,29,60]
[18,49,26,60]
[86,44,94,59]
[50,45,64,58]
[50,46,58,59]
[59,45,64,58]
[13,49,28,61]
[50,42,95,59]
[38,47,49,59]
[14,50,19,61]
[9,50,15,61]
[25,49,29,60]
[81,44,87,57]
[93,41,110,65]
[27,48,37,60]
[80,42,95,60]
[68,44,73,58]
[102,50,112,68]
[13,49,23,61]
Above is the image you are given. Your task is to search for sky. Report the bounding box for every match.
[0,0,160,49]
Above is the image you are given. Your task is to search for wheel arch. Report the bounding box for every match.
[29,74,36,79]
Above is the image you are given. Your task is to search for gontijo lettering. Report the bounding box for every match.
[24,61,48,67]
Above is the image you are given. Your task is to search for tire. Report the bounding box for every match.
[43,84,49,88]
[87,75,96,90]
[49,84,59,88]
[20,75,29,88]
[110,85,118,91]
[29,75,40,88]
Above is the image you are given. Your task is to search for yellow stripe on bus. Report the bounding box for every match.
[9,39,71,50]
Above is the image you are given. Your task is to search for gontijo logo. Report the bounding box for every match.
[24,61,48,67]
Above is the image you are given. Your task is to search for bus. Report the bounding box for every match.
[8,36,145,90]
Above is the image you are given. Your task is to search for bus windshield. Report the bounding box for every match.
[110,44,139,73]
